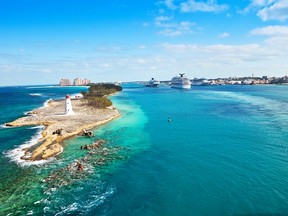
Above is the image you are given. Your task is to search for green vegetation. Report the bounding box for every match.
[82,83,122,108]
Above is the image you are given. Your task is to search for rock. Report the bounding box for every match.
[26,111,36,115]
[41,144,62,159]
[80,139,106,150]
[82,129,94,137]
[3,98,120,161]
[52,128,63,135]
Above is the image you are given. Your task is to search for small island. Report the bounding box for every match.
[5,83,122,161]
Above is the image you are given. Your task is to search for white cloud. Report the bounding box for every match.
[258,0,288,21]
[155,16,195,37]
[136,58,147,64]
[251,0,275,7]
[249,25,288,56]
[159,29,183,37]
[163,0,177,10]
[142,22,150,27]
[138,45,147,49]
[1,38,288,85]
[180,0,229,13]
[159,31,288,68]
[250,25,288,36]
[155,16,173,28]
[243,0,288,21]
[97,63,111,68]
[218,32,230,38]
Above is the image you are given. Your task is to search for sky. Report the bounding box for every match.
[0,0,288,85]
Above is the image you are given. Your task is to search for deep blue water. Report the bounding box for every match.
[1,84,288,215]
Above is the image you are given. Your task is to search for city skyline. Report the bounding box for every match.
[1,0,288,86]
[59,78,91,86]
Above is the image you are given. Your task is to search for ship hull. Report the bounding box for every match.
[171,84,191,89]
[145,84,159,87]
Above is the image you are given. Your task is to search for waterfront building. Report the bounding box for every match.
[82,78,91,85]
[73,78,91,86]
[59,79,72,86]
[73,78,82,86]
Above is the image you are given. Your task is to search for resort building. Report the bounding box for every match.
[59,78,91,86]
[59,79,72,86]
[73,78,91,86]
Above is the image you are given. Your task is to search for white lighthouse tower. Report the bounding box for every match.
[65,94,74,115]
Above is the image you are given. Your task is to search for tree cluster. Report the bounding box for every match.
[81,83,122,108]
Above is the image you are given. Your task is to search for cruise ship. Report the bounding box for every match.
[170,73,191,89]
[145,78,160,87]
[191,78,211,86]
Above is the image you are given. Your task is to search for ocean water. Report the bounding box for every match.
[1,84,288,215]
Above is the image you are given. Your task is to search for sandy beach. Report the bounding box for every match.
[5,98,121,161]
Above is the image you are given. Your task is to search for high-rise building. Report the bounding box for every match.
[73,78,82,86]
[82,78,91,85]
[60,78,90,86]
[73,78,91,86]
[59,79,72,86]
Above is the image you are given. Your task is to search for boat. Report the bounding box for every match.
[191,78,211,86]
[170,73,191,89]
[114,81,122,86]
[145,78,160,87]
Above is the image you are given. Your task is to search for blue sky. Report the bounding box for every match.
[0,0,288,85]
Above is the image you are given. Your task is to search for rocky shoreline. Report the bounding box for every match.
[5,98,121,161]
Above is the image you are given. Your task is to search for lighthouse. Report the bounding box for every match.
[65,94,74,115]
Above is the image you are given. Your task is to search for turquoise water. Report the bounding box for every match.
[1,84,288,215]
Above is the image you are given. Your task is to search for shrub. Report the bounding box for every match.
[82,83,121,108]
[83,96,112,108]
[88,83,122,96]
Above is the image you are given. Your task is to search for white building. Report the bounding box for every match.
[59,79,72,86]
[73,78,91,86]
[65,94,74,115]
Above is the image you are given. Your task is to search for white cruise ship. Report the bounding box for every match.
[145,78,160,87]
[191,78,211,86]
[171,73,191,89]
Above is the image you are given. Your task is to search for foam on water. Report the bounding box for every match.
[29,93,43,97]
[0,124,9,129]
[23,98,52,115]
[26,86,58,89]
[84,186,115,209]
[4,126,55,166]
[55,203,78,216]
[28,125,45,130]
[40,181,116,216]
[42,98,52,108]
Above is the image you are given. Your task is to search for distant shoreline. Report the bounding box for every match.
[5,97,120,162]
